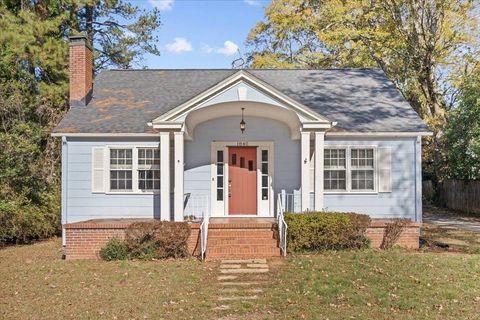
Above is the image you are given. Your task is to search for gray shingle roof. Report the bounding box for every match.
[53,68,428,134]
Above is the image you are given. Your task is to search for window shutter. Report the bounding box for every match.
[378,147,392,192]
[92,147,106,192]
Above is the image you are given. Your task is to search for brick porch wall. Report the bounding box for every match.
[63,219,420,260]
[366,220,421,249]
[64,220,200,260]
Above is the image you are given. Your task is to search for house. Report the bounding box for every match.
[53,35,429,259]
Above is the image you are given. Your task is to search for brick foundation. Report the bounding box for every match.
[63,219,200,260]
[63,218,420,260]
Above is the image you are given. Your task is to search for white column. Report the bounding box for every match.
[314,131,325,211]
[173,131,184,221]
[160,132,171,220]
[301,131,311,212]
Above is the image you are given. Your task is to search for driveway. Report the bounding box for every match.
[423,206,480,233]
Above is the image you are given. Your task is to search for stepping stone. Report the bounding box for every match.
[246,288,263,293]
[217,275,237,281]
[220,288,239,293]
[220,282,260,286]
[213,305,231,310]
[220,264,241,269]
[220,268,269,274]
[246,263,269,268]
[221,259,267,264]
[218,295,258,301]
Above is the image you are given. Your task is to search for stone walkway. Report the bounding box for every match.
[214,259,269,311]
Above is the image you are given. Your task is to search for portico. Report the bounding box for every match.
[151,70,333,220]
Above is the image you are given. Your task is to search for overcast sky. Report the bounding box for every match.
[136,0,271,69]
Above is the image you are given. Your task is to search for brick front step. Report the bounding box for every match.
[208,238,278,246]
[208,231,276,239]
[206,218,281,259]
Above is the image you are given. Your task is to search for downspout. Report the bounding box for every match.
[61,136,68,247]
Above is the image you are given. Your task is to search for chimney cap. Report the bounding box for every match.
[69,33,92,50]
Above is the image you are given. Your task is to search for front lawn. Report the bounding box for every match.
[1,239,479,319]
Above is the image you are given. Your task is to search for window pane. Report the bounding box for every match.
[231,154,236,165]
[217,150,223,163]
[217,164,223,175]
[324,148,346,168]
[351,170,374,190]
[262,188,268,200]
[323,170,346,190]
[262,150,268,162]
[217,176,223,188]
[217,189,223,201]
[262,176,268,187]
[240,157,245,168]
[261,163,268,174]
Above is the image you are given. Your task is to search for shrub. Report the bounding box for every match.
[380,218,410,250]
[122,221,191,260]
[99,238,129,261]
[0,198,60,245]
[284,211,371,252]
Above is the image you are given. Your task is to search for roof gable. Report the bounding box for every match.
[152,70,330,126]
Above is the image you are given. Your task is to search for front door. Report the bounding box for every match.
[228,147,257,215]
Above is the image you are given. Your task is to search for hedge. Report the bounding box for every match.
[284,211,371,252]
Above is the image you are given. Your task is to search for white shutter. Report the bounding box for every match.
[378,147,392,192]
[92,147,106,193]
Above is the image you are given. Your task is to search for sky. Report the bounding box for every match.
[134,0,271,69]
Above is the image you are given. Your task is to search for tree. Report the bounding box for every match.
[443,68,480,180]
[247,0,479,186]
[0,0,161,243]
[248,0,478,120]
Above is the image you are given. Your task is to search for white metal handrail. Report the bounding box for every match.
[276,193,288,256]
[184,194,210,221]
[200,211,209,260]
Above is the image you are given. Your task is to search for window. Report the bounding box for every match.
[324,147,376,192]
[108,147,160,192]
[324,149,346,190]
[261,150,269,200]
[351,148,374,190]
[138,148,160,190]
[110,149,133,191]
[217,150,224,201]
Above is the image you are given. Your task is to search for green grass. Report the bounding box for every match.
[1,239,480,319]
[255,251,480,319]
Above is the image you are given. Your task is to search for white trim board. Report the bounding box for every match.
[326,132,432,137]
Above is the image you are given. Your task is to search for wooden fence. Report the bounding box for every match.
[427,180,480,214]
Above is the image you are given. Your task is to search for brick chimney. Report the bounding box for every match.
[69,34,93,107]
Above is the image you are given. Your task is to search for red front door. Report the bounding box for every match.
[228,147,257,215]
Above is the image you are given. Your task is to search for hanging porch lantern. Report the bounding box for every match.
[240,107,246,134]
